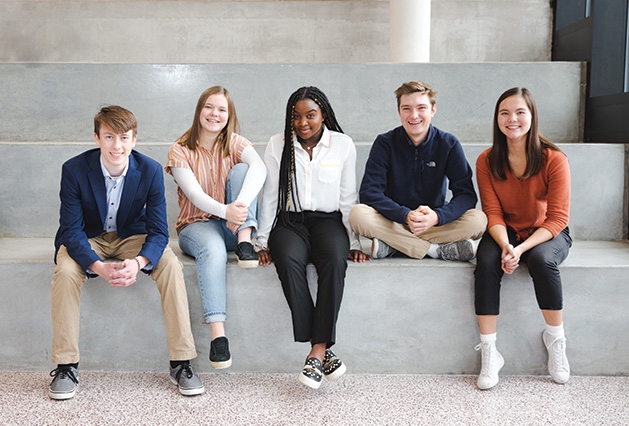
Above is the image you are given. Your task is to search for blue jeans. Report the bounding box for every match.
[178,163,257,323]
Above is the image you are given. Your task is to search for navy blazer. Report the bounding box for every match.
[54,148,169,274]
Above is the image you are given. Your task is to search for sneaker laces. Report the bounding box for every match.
[50,366,78,385]
[176,363,195,381]
[475,342,497,377]
[547,336,569,372]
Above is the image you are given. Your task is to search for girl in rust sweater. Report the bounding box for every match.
[473,87,572,390]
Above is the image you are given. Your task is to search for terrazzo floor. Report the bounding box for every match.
[3,371,628,425]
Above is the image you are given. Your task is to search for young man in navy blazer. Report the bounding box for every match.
[49,105,203,399]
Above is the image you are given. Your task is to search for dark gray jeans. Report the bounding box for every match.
[474,227,572,315]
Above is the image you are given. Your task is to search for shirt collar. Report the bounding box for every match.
[319,125,331,148]
[292,124,332,148]
[403,124,434,148]
[100,156,129,180]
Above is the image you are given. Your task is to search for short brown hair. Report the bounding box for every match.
[94,105,137,137]
[394,81,437,108]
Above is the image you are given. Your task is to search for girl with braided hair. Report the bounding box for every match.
[256,86,369,389]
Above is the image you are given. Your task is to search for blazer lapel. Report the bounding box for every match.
[87,152,108,227]
[117,153,140,228]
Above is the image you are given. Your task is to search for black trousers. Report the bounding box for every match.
[269,211,349,347]
[474,227,572,315]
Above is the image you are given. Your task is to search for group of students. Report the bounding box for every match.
[48,80,571,400]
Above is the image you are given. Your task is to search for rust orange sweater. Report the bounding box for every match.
[475,147,570,241]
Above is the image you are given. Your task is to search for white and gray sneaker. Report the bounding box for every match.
[475,341,504,390]
[49,365,79,400]
[543,331,570,384]
[438,239,476,261]
[170,362,205,396]
[371,238,396,259]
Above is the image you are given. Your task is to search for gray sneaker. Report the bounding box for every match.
[49,365,79,400]
[169,362,205,396]
[438,239,476,261]
[371,238,396,259]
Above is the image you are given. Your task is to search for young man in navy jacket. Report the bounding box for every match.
[350,81,487,260]
[49,106,203,400]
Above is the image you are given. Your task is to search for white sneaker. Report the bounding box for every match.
[543,331,570,384]
[371,238,396,259]
[475,341,504,390]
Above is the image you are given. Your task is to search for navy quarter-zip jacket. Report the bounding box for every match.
[359,125,478,226]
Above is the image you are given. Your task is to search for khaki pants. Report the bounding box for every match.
[349,204,487,259]
[51,232,197,364]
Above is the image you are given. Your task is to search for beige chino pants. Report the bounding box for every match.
[349,204,487,259]
[51,232,197,364]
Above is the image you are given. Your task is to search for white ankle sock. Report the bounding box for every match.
[545,323,565,338]
[426,244,440,258]
[480,332,497,344]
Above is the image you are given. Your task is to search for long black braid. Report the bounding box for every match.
[273,86,344,243]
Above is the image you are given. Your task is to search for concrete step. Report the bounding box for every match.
[1,237,628,375]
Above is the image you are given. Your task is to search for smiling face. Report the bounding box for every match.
[398,92,436,145]
[94,124,136,177]
[199,93,229,137]
[292,98,326,145]
[497,94,532,144]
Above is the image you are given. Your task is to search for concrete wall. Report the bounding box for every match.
[0,0,553,63]
[0,61,586,238]
[0,62,583,146]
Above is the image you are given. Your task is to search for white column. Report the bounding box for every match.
[389,0,431,63]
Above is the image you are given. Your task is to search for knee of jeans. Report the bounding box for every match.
[527,250,557,272]
[475,246,501,269]
[227,163,249,185]
[230,162,249,174]
[197,247,228,265]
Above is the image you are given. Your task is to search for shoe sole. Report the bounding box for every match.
[210,358,232,369]
[324,362,346,381]
[298,372,322,389]
[49,388,76,400]
[236,258,259,268]
[169,376,205,396]
[551,374,570,384]
[477,379,499,391]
